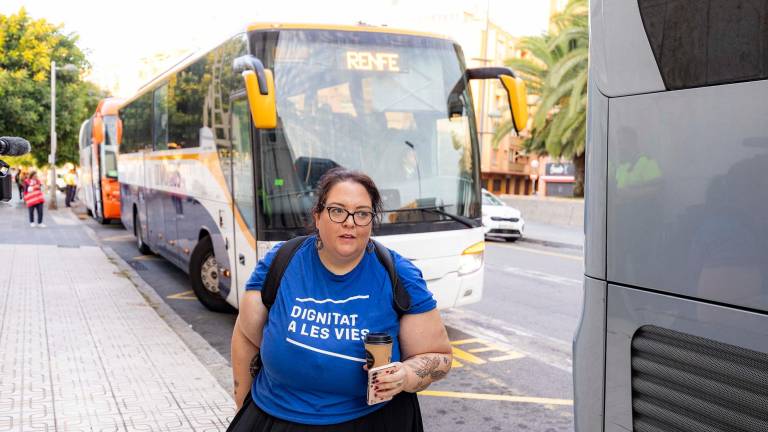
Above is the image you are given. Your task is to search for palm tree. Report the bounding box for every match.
[494,0,588,196]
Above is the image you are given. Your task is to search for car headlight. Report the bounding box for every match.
[458,241,484,275]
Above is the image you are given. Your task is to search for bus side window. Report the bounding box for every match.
[154,84,169,151]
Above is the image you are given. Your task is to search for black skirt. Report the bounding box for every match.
[227,391,424,432]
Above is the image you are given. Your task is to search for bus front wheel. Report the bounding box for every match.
[96,209,110,225]
[134,210,152,255]
[190,236,235,313]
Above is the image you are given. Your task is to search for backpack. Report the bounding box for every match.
[261,235,411,316]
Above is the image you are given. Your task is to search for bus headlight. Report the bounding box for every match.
[458,241,484,275]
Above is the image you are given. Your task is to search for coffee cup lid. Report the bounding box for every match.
[365,332,392,344]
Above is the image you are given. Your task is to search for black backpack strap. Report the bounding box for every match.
[371,239,411,316]
[261,235,310,310]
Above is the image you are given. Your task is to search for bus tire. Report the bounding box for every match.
[134,209,152,255]
[96,211,110,225]
[190,236,235,313]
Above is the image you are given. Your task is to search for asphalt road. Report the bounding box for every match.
[79,210,582,432]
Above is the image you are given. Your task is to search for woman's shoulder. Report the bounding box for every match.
[388,249,421,278]
[386,249,436,314]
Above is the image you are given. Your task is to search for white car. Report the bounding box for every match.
[482,189,524,242]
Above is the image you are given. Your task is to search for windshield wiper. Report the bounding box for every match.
[383,206,479,228]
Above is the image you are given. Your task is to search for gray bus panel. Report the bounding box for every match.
[606,79,768,313]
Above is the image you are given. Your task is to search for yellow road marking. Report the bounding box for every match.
[451,338,527,364]
[489,352,525,362]
[468,346,505,353]
[103,234,135,242]
[451,359,464,368]
[132,255,164,261]
[167,290,197,300]
[450,338,482,345]
[451,346,487,365]
[495,244,582,261]
[419,390,573,405]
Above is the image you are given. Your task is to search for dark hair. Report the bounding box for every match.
[312,168,383,227]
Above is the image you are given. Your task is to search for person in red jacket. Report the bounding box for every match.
[24,171,46,228]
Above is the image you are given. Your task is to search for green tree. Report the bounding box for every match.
[494,0,588,196]
[0,8,107,166]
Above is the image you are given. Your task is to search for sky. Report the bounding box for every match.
[1,0,552,96]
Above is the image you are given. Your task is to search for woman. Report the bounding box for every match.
[24,171,46,228]
[16,169,26,201]
[229,168,452,431]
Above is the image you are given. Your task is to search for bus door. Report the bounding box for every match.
[229,96,258,303]
[83,142,95,212]
[162,163,182,262]
[96,144,106,217]
[91,135,103,217]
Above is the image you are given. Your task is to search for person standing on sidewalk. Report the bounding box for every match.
[16,169,27,202]
[24,171,46,228]
[228,168,452,431]
[64,167,77,207]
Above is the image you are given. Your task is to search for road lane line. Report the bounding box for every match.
[418,390,573,406]
[451,346,487,365]
[500,266,582,286]
[492,243,582,261]
[468,346,504,353]
[167,290,197,300]
[132,255,164,261]
[450,338,482,345]
[103,234,135,242]
[442,308,573,372]
[489,352,525,362]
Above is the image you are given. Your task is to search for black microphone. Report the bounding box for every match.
[0,137,31,156]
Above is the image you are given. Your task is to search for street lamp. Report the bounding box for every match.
[530,158,540,196]
[49,61,79,210]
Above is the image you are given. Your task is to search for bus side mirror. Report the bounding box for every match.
[234,55,277,129]
[465,67,529,134]
[499,74,528,134]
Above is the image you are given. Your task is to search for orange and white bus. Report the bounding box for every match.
[78,97,123,224]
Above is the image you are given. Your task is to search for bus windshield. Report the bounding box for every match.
[252,30,480,236]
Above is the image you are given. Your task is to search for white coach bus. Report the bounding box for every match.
[575,1,768,431]
[118,23,528,312]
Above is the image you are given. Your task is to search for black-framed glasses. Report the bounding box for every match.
[325,206,376,226]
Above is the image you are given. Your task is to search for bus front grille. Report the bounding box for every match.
[631,326,768,432]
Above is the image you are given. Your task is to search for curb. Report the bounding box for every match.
[68,207,235,399]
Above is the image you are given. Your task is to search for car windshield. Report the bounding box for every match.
[483,192,504,206]
[251,29,481,237]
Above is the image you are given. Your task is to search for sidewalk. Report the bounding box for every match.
[0,192,235,430]
[520,221,584,251]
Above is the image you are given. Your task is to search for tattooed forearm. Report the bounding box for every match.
[403,353,452,392]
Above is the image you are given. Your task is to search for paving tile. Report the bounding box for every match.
[0,244,235,431]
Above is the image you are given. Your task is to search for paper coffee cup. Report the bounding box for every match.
[364,332,393,368]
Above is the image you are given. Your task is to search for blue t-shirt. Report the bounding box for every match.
[244,236,436,425]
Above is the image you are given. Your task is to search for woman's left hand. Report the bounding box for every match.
[370,362,408,400]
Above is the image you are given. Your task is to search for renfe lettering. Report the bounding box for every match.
[346,51,400,72]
